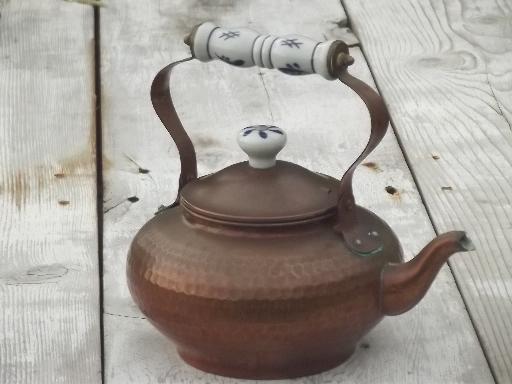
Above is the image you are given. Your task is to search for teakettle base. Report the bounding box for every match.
[178,345,355,379]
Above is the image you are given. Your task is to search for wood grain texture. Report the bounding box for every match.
[100,0,492,382]
[342,0,512,381]
[0,1,101,383]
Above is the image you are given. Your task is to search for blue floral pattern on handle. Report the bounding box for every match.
[242,125,284,139]
[278,63,304,75]
[280,38,303,48]
[215,53,245,66]
[219,31,240,40]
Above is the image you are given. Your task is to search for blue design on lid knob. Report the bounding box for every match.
[242,125,284,139]
[238,125,287,169]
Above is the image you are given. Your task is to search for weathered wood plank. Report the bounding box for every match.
[101,1,492,382]
[342,0,512,381]
[0,1,101,383]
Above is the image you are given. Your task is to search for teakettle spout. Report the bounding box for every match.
[381,231,474,316]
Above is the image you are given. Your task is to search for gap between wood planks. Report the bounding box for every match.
[339,0,497,382]
[93,5,105,384]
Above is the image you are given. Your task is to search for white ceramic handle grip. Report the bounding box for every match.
[186,22,339,80]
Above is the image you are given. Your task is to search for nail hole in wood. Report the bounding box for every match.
[385,185,398,195]
[362,161,381,172]
[127,196,139,203]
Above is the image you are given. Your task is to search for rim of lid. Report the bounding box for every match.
[180,161,340,226]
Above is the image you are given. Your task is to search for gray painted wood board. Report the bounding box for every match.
[0,1,101,383]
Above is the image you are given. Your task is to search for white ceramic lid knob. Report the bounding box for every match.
[237,125,287,169]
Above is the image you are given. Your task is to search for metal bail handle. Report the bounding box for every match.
[152,22,390,254]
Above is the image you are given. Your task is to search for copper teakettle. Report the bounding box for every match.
[127,22,474,379]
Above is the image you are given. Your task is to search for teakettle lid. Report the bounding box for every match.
[180,125,339,225]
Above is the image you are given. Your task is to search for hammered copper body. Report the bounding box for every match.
[128,203,402,379]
